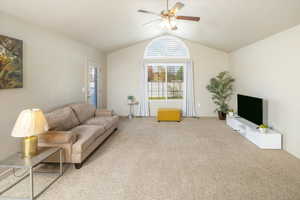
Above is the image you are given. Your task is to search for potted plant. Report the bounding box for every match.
[127,96,134,104]
[228,109,234,117]
[258,124,268,134]
[206,71,235,120]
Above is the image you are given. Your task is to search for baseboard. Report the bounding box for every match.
[120,116,217,120]
[196,116,218,119]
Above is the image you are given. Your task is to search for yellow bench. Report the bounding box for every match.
[157,108,181,122]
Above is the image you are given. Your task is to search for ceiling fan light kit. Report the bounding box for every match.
[138,0,200,31]
[161,16,177,30]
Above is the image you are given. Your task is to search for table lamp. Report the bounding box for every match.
[11,109,49,158]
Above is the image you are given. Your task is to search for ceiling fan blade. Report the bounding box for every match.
[171,2,184,13]
[176,16,200,21]
[143,19,162,26]
[138,9,161,16]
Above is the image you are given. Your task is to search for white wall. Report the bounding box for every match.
[107,38,229,117]
[0,12,106,159]
[229,24,300,159]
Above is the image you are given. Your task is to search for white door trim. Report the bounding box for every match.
[85,57,102,108]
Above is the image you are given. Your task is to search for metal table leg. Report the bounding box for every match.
[29,168,34,200]
[129,104,134,119]
[59,149,63,176]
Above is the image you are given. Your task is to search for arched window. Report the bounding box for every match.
[144,36,190,59]
[140,35,195,117]
[143,36,190,102]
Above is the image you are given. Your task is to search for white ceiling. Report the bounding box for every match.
[1,0,300,53]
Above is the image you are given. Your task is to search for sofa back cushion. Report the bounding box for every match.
[46,107,80,131]
[70,103,96,123]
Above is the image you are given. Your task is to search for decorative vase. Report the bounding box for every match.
[259,128,267,134]
[218,111,227,120]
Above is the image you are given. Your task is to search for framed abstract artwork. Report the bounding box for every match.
[0,35,23,89]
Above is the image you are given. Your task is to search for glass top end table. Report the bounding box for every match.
[0,147,64,200]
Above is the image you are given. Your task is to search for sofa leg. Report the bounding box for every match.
[74,163,83,169]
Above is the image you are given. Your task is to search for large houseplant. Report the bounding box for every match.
[206,71,235,120]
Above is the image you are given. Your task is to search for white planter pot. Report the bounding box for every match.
[228,112,234,117]
[259,128,268,134]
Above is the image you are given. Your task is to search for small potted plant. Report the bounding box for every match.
[127,96,134,104]
[258,124,268,134]
[228,109,234,117]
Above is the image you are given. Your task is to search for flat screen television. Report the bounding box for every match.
[237,94,265,125]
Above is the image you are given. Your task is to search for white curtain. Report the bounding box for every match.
[183,61,196,117]
[138,62,150,116]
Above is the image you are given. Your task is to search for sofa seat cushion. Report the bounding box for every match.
[84,116,119,130]
[70,103,96,123]
[45,107,80,131]
[71,125,105,154]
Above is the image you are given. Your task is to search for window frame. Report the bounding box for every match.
[146,63,186,102]
[144,36,190,60]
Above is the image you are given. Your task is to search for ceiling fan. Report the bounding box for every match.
[138,0,200,30]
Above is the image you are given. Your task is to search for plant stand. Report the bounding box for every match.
[128,101,138,119]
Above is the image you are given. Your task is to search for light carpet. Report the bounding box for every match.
[1,118,300,200]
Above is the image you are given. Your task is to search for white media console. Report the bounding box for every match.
[226,115,282,149]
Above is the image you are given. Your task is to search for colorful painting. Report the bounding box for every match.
[0,35,23,89]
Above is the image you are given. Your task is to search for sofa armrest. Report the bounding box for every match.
[38,131,77,144]
[95,109,113,117]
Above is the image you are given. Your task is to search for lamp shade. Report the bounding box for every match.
[11,109,49,138]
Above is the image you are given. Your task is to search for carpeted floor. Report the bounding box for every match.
[1,118,300,200]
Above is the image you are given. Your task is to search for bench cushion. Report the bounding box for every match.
[157,108,181,122]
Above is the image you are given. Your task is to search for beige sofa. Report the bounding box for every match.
[38,103,119,169]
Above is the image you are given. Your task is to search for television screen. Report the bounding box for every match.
[237,94,263,125]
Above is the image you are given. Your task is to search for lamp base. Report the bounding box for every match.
[22,136,38,158]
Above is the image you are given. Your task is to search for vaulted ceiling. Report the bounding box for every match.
[1,0,300,52]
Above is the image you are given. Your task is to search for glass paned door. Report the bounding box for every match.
[87,63,99,108]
